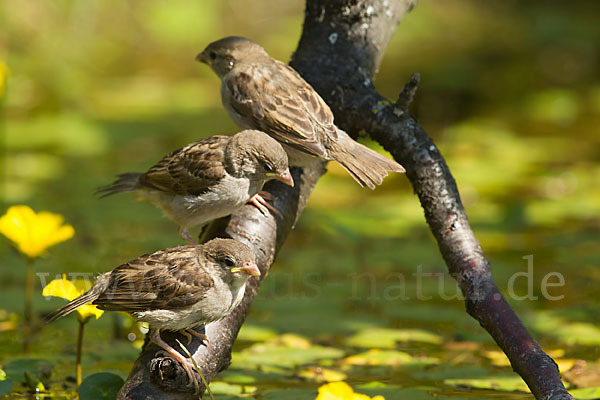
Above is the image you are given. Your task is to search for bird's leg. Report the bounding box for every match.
[150,329,199,392]
[179,227,197,245]
[179,328,209,346]
[248,191,282,218]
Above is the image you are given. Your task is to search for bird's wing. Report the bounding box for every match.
[93,246,214,312]
[225,61,337,158]
[138,136,229,195]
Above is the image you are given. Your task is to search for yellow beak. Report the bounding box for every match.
[231,261,260,277]
[272,169,294,187]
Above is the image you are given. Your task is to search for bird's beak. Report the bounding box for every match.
[273,169,294,187]
[195,52,208,64]
[231,261,261,277]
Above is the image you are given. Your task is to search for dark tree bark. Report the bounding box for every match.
[118,1,573,399]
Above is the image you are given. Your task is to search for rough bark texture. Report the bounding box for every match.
[118,0,573,399]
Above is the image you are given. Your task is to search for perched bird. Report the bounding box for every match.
[97,130,293,244]
[46,238,260,391]
[196,36,405,189]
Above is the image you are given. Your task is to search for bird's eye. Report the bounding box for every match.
[263,162,275,173]
[223,257,235,267]
[209,51,217,60]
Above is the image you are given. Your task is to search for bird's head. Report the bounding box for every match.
[226,130,294,187]
[196,36,268,77]
[202,238,260,285]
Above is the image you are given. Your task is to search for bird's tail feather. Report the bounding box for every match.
[334,138,405,190]
[45,275,110,323]
[96,173,142,198]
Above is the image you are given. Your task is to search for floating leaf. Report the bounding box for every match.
[232,334,344,371]
[444,375,530,393]
[570,386,600,400]
[412,365,491,381]
[237,324,278,342]
[346,328,442,348]
[528,312,600,346]
[357,383,441,400]
[0,380,12,396]
[0,369,12,397]
[297,366,347,383]
[218,371,257,384]
[343,349,439,367]
[209,381,256,395]
[261,388,318,399]
[3,359,51,383]
[78,372,124,400]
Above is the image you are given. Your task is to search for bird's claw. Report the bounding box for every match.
[248,191,282,218]
[178,328,209,346]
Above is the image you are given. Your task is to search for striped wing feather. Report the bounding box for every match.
[226,61,337,158]
[93,246,214,312]
[138,136,229,195]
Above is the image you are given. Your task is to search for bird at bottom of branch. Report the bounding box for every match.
[96,129,294,244]
[196,36,405,190]
[45,238,261,392]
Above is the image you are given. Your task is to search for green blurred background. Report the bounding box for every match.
[0,1,599,399]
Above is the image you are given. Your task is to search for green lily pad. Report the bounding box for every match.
[570,386,600,400]
[297,366,347,383]
[343,349,439,367]
[233,336,344,370]
[261,388,318,399]
[78,372,124,400]
[217,371,257,384]
[528,312,600,346]
[346,328,443,348]
[3,359,52,383]
[358,384,442,400]
[444,375,529,393]
[209,381,256,395]
[412,365,492,380]
[0,379,13,396]
[237,324,278,342]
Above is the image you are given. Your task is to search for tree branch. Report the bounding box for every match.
[119,0,573,399]
[291,1,573,399]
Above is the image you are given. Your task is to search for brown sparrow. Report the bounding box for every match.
[46,238,260,391]
[196,36,405,189]
[97,130,293,244]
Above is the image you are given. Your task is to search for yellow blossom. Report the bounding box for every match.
[0,60,8,99]
[0,205,75,259]
[43,276,103,322]
[316,382,385,400]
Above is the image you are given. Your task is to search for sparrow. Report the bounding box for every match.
[46,238,261,391]
[97,130,294,244]
[196,36,405,190]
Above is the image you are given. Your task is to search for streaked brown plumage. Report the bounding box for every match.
[196,36,405,189]
[97,129,293,243]
[46,238,260,391]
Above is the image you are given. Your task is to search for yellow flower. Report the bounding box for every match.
[43,276,103,322]
[316,382,385,400]
[0,205,75,259]
[0,60,8,99]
